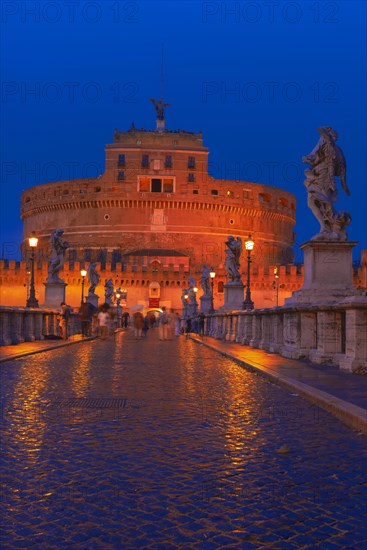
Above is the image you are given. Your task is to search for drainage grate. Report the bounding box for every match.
[50,398,128,409]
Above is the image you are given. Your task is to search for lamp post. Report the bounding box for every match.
[273,266,279,307]
[209,268,216,313]
[80,269,87,304]
[193,286,198,315]
[26,232,39,308]
[184,292,189,318]
[243,236,254,311]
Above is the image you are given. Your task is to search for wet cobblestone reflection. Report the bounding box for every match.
[1,335,366,548]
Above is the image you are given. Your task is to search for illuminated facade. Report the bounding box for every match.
[9,120,302,309]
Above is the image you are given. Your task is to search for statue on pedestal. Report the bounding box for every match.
[47,229,69,283]
[200,264,211,296]
[87,263,100,296]
[225,236,242,283]
[302,126,351,241]
[104,278,114,305]
[150,97,170,120]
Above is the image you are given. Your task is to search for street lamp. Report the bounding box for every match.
[80,269,87,304]
[209,267,216,313]
[26,232,39,308]
[243,236,254,311]
[273,266,279,307]
[184,292,189,318]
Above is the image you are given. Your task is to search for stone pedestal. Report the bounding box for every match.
[200,295,212,314]
[86,294,99,309]
[222,282,244,311]
[43,282,67,309]
[286,240,360,305]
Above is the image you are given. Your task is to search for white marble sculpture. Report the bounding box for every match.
[302,126,351,241]
[104,278,114,305]
[200,264,211,296]
[47,229,69,283]
[225,236,242,283]
[87,262,100,296]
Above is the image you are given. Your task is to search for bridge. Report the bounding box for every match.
[1,327,366,547]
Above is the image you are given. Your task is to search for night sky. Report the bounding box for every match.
[1,0,366,262]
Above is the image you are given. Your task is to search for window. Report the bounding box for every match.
[218,281,224,293]
[193,189,199,195]
[227,190,234,198]
[259,193,271,203]
[188,173,195,182]
[118,154,125,167]
[188,156,196,169]
[165,155,172,168]
[151,178,162,192]
[163,178,174,193]
[211,189,218,196]
[118,171,125,181]
[139,177,150,191]
[141,154,149,168]
[243,189,251,200]
[138,176,175,193]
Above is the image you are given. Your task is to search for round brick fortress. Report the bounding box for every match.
[21,126,296,272]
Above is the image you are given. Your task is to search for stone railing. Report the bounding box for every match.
[204,298,367,373]
[0,307,82,346]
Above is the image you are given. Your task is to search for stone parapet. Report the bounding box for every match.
[206,300,367,373]
[0,307,82,346]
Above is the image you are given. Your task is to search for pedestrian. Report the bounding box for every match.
[59,301,71,340]
[199,312,205,337]
[174,313,181,336]
[133,310,144,338]
[79,301,92,336]
[185,317,192,338]
[159,306,170,340]
[142,315,150,337]
[167,308,175,340]
[122,311,130,329]
[97,304,110,340]
[116,304,123,329]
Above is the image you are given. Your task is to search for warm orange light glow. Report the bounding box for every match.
[80,269,87,277]
[210,269,216,279]
[28,234,38,248]
[193,286,198,293]
[245,236,254,251]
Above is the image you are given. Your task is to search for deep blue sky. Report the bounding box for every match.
[1,0,366,262]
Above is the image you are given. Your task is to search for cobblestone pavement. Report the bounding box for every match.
[1,329,366,549]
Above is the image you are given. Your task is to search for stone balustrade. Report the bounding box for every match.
[205,299,367,373]
[0,307,82,346]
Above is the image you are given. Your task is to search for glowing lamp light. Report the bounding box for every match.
[245,237,254,251]
[28,234,38,248]
[80,269,87,277]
